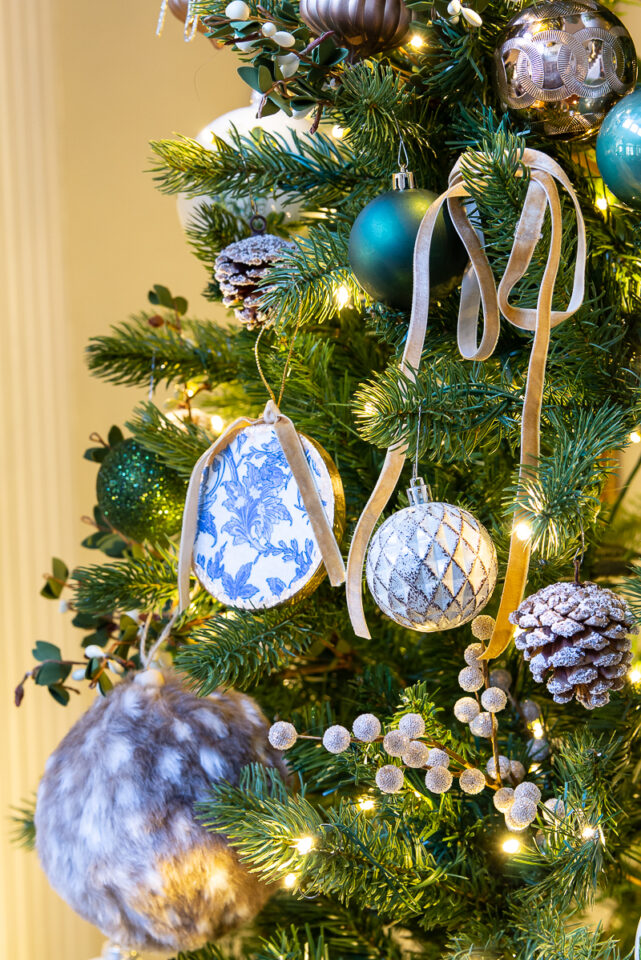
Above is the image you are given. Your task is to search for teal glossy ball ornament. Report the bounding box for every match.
[596,88,641,209]
[97,439,187,542]
[348,176,467,310]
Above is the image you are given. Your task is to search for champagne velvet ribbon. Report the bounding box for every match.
[178,399,346,612]
[346,148,586,659]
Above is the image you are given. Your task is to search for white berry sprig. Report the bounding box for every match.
[447,0,483,27]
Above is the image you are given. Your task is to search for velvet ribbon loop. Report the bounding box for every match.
[346,148,586,658]
[178,400,346,612]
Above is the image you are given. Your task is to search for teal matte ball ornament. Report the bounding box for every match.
[97,438,187,542]
[596,88,641,209]
[348,171,467,310]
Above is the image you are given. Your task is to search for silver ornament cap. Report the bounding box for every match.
[493,0,637,141]
[365,478,498,632]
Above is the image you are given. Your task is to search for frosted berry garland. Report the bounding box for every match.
[267,612,561,836]
[268,710,494,798]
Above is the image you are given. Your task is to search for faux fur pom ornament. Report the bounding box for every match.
[35,669,287,954]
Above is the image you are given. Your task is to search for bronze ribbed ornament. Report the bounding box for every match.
[300,0,411,57]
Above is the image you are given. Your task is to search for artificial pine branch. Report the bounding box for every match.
[126,403,212,478]
[73,556,178,614]
[175,606,328,692]
[150,129,364,211]
[86,315,240,389]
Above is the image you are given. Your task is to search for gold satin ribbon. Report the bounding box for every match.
[178,399,346,612]
[346,148,586,659]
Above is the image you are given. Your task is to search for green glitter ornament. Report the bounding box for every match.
[96,439,187,542]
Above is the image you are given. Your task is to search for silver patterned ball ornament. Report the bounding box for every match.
[493,0,637,141]
[366,478,498,632]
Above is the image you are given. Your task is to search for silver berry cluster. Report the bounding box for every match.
[455,617,508,739]
[493,780,541,831]
[455,616,547,781]
[269,709,488,798]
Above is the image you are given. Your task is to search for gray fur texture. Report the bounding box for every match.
[35,670,286,953]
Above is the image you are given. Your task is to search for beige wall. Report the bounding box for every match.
[2,2,641,959]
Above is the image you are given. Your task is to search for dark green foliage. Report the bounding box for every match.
[11,798,36,850]
[86,314,239,389]
[176,605,337,692]
[73,556,178,614]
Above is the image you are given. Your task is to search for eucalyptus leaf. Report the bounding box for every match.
[47,684,70,706]
[32,641,62,662]
[35,662,71,686]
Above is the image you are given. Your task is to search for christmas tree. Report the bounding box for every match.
[15,0,641,957]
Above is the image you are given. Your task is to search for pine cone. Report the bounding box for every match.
[214,234,295,329]
[509,580,635,710]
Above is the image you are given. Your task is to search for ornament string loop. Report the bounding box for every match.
[346,148,586,658]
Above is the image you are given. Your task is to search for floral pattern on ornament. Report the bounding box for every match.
[193,423,336,608]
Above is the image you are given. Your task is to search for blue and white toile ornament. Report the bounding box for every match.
[189,415,345,609]
[366,478,497,632]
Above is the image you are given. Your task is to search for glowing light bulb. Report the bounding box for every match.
[210,414,225,433]
[581,825,597,840]
[630,431,641,444]
[629,665,641,684]
[331,124,345,139]
[595,197,608,211]
[295,836,314,855]
[502,837,520,854]
[335,284,350,309]
[514,520,533,542]
[358,797,375,811]
[283,872,298,888]
[531,719,544,740]
[409,34,424,49]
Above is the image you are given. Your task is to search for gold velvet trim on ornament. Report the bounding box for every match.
[346,148,587,659]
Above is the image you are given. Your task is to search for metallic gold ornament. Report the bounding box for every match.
[493,0,637,141]
[366,478,497,632]
[299,0,410,57]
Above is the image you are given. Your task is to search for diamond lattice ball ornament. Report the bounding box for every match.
[366,478,497,632]
[493,0,637,141]
[35,670,287,953]
[96,438,187,543]
[509,580,635,709]
[214,234,295,329]
[193,420,345,610]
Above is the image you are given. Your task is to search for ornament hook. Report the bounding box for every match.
[392,119,415,190]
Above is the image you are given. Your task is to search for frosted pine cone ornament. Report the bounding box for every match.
[366,478,498,632]
[509,580,635,709]
[214,232,295,329]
